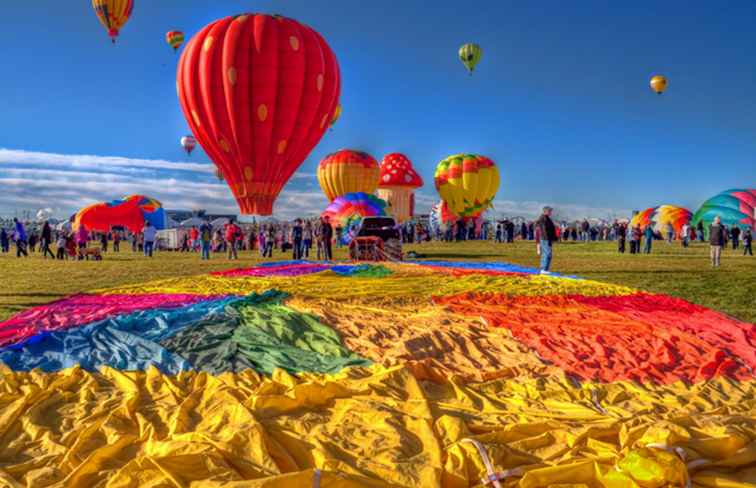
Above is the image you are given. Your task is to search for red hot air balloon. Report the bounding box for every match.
[176,14,341,215]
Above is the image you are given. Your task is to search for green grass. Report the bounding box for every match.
[0,240,753,323]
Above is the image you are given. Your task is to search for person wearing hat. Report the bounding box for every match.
[535,206,557,274]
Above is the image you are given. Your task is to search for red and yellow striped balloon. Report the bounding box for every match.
[91,0,134,43]
[317,150,380,202]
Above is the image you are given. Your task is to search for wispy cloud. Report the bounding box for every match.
[0,147,630,222]
[0,148,213,174]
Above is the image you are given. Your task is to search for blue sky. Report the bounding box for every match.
[0,0,754,220]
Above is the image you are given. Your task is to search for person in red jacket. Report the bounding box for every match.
[225,220,241,260]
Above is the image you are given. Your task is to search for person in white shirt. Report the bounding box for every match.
[142,221,157,257]
[681,223,690,248]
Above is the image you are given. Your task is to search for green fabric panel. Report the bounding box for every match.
[160,291,371,375]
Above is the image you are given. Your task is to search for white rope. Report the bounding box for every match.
[644,443,711,488]
[460,438,525,487]
[591,389,608,415]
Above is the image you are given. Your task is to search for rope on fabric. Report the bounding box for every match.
[645,443,711,488]
[460,438,525,487]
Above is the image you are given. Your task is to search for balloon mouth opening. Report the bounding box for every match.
[238,196,274,216]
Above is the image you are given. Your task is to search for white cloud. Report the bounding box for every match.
[0,148,213,174]
[0,147,631,222]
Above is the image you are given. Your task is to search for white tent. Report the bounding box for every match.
[179,217,204,227]
[210,217,230,227]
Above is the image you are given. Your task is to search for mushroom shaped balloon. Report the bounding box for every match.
[317,149,380,201]
[377,153,423,223]
[177,13,341,215]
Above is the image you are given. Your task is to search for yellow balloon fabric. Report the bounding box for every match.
[0,365,753,487]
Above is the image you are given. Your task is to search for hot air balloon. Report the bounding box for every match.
[166,31,185,52]
[330,104,342,128]
[434,154,500,218]
[92,0,134,43]
[317,150,380,202]
[321,192,387,245]
[650,75,667,94]
[180,135,196,156]
[377,153,423,223]
[692,189,755,237]
[459,43,482,75]
[630,205,692,239]
[177,14,341,215]
[74,195,166,234]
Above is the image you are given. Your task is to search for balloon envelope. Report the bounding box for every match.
[177,13,341,215]
[692,189,756,235]
[92,0,134,42]
[74,195,166,234]
[434,154,499,218]
[317,150,380,202]
[650,75,667,94]
[459,43,482,74]
[322,192,387,245]
[630,205,692,238]
[166,31,185,51]
[180,135,196,155]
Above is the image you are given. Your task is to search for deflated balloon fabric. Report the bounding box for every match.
[0,291,369,375]
[0,260,754,487]
[0,365,753,488]
[0,293,226,347]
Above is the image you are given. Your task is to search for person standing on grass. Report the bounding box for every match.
[41,221,55,259]
[225,220,241,260]
[113,231,121,252]
[681,222,690,248]
[75,224,88,260]
[13,218,28,258]
[291,219,304,260]
[56,233,66,260]
[303,221,313,258]
[257,226,266,257]
[100,232,108,252]
[199,220,212,260]
[0,228,8,253]
[630,224,641,254]
[142,221,157,258]
[731,225,740,250]
[742,228,753,256]
[708,216,726,267]
[535,206,557,274]
[666,222,674,244]
[264,225,275,258]
[617,221,627,253]
[319,216,333,261]
[643,224,654,254]
[697,220,705,242]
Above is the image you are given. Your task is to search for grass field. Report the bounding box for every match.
[0,239,753,323]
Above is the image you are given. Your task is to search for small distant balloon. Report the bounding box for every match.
[650,75,667,94]
[181,135,196,155]
[330,104,342,128]
[214,167,224,181]
[459,43,482,75]
[91,0,134,44]
[166,31,185,52]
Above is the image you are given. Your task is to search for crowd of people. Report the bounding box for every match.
[2,211,752,269]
